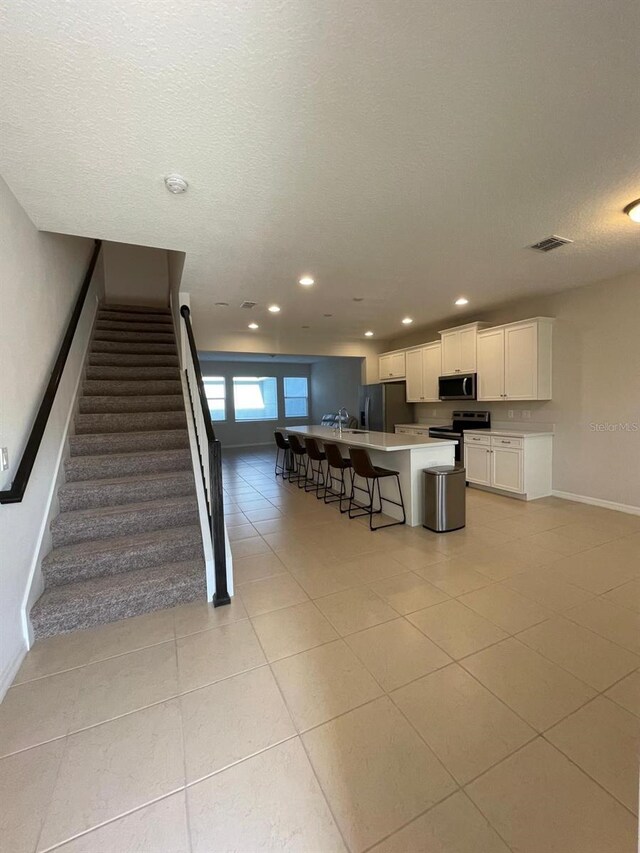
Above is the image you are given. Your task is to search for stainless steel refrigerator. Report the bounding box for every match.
[359,382,414,433]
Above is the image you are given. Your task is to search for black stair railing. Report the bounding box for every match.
[0,239,102,505]
[179,305,230,606]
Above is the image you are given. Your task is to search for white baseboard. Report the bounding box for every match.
[223,442,273,448]
[552,490,640,517]
[0,644,26,702]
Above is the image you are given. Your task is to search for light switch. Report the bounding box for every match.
[1,447,8,471]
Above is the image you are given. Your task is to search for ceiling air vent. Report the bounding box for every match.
[530,235,573,252]
[240,300,257,309]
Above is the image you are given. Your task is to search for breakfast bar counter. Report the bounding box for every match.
[279,425,457,526]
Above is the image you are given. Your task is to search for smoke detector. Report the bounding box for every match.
[164,174,188,194]
[530,235,573,252]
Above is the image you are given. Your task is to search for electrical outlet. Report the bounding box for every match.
[1,447,8,471]
[507,410,514,419]
[522,410,531,420]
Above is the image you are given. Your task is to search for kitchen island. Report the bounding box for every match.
[280,425,457,526]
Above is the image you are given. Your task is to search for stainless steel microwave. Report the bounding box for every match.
[438,373,477,401]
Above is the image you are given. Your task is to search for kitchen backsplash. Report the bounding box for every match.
[412,401,555,433]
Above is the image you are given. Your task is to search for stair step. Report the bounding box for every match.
[98,310,173,325]
[102,303,171,315]
[86,365,181,381]
[91,340,177,356]
[89,352,179,367]
[42,525,204,586]
[69,429,189,457]
[51,495,199,547]
[96,320,176,334]
[83,379,183,396]
[65,447,192,482]
[75,411,187,435]
[58,470,196,512]
[31,559,206,639]
[93,330,176,344]
[79,395,185,414]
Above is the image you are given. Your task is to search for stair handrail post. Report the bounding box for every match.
[179,305,231,606]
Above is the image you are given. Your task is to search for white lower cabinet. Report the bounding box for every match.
[464,432,552,500]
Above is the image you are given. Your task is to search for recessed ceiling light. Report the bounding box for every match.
[624,198,640,223]
[455,297,469,306]
[299,276,314,286]
[302,325,310,329]
[164,174,188,194]
[364,331,374,337]
[353,297,364,302]
[323,313,333,318]
[214,301,229,307]
[248,322,259,330]
[402,317,413,325]
[268,305,281,313]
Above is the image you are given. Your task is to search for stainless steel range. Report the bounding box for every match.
[429,410,491,463]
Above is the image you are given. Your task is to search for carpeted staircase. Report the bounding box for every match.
[29,304,206,639]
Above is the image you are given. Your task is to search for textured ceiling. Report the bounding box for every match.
[2,0,640,341]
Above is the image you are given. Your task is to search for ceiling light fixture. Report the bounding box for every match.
[214,301,229,307]
[323,313,333,318]
[364,331,374,337]
[268,305,281,313]
[624,198,640,223]
[402,317,413,325]
[299,276,314,286]
[455,297,469,306]
[164,174,188,194]
[248,322,259,330]
[353,297,364,302]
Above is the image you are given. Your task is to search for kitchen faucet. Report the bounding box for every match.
[337,407,349,435]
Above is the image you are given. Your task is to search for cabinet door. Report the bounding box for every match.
[491,447,524,493]
[389,352,406,378]
[504,322,537,400]
[379,355,392,380]
[441,332,460,375]
[422,343,441,401]
[458,327,478,373]
[405,349,424,401]
[477,329,505,400]
[464,445,491,485]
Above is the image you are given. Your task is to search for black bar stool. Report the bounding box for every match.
[274,431,292,480]
[303,437,327,498]
[287,434,308,488]
[322,442,353,513]
[348,447,406,530]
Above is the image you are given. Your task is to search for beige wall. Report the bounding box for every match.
[388,271,640,509]
[191,317,383,385]
[0,176,97,695]
[103,241,169,307]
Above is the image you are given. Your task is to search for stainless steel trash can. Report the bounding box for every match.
[423,466,466,532]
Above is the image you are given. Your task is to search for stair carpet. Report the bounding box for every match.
[30,303,206,640]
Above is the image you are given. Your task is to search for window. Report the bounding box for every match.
[233,376,278,421]
[203,376,226,421]
[284,376,309,418]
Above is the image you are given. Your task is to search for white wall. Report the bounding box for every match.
[201,361,311,447]
[103,241,169,307]
[310,357,364,423]
[388,271,640,509]
[0,175,97,697]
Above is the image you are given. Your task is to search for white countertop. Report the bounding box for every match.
[280,425,457,452]
[394,423,431,430]
[464,429,554,438]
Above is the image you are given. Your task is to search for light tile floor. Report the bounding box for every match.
[2,446,639,852]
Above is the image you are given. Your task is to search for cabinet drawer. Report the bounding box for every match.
[490,436,523,449]
[465,433,490,446]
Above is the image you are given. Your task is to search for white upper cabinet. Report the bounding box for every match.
[477,318,553,401]
[439,323,487,375]
[405,342,441,402]
[379,351,406,381]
